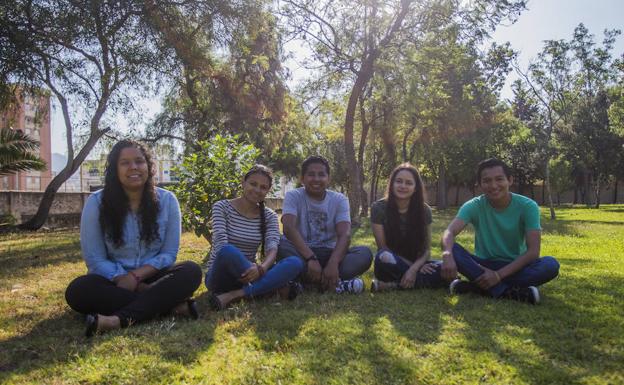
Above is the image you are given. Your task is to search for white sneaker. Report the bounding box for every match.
[336,278,364,294]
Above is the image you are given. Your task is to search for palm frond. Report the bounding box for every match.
[0,127,47,175]
[0,127,41,153]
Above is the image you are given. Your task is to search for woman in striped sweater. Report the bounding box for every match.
[205,165,305,310]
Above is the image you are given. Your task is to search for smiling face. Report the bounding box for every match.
[392,169,416,202]
[479,165,513,205]
[301,162,330,200]
[242,172,272,204]
[116,146,149,192]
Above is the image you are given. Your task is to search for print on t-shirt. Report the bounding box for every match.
[308,210,328,244]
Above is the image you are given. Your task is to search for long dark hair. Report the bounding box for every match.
[100,140,160,247]
[243,164,273,259]
[384,163,429,261]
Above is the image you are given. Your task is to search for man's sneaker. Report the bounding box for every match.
[502,286,540,304]
[336,278,364,294]
[449,278,478,295]
[370,279,398,292]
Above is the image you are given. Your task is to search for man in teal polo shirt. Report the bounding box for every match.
[440,158,559,304]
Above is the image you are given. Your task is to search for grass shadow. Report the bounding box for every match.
[453,272,623,384]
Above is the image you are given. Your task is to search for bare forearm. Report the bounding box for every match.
[132,265,158,281]
[441,229,455,252]
[261,249,277,270]
[498,252,538,279]
[409,249,430,273]
[283,227,314,258]
[329,235,350,265]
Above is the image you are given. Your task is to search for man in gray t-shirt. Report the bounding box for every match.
[282,187,350,249]
[278,156,372,292]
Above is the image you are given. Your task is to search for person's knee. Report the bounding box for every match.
[353,246,373,273]
[356,246,373,265]
[65,275,94,311]
[178,261,203,287]
[375,249,396,265]
[451,243,470,263]
[541,256,560,279]
[282,255,305,273]
[217,244,238,258]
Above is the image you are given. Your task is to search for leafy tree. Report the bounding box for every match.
[1,1,170,229]
[144,2,290,159]
[281,0,525,215]
[549,156,574,205]
[0,128,46,175]
[1,0,269,229]
[170,135,259,242]
[405,29,515,208]
[516,39,575,219]
[564,25,622,207]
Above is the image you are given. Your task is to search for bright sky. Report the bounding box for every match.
[50,0,624,158]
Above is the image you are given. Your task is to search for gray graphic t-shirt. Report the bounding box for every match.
[282,187,351,248]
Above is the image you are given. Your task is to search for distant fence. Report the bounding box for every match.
[427,181,624,206]
[1,181,621,229]
[0,191,90,228]
[0,191,285,228]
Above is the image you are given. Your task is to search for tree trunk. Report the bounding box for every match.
[584,171,592,206]
[594,178,600,209]
[614,177,619,204]
[436,161,448,209]
[358,93,371,217]
[455,183,460,206]
[344,72,371,224]
[19,130,107,229]
[18,76,111,230]
[543,159,556,220]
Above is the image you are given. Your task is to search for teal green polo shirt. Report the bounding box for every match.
[456,193,541,261]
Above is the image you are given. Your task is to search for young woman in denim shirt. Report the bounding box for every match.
[65,140,202,337]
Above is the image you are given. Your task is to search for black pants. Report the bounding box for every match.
[65,261,202,327]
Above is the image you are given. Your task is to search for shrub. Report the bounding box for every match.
[169,135,259,242]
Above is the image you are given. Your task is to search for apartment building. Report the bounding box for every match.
[0,89,52,191]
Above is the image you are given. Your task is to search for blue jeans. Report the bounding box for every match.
[205,244,304,297]
[373,250,446,289]
[452,243,560,298]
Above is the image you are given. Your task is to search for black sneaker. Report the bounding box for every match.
[336,278,364,294]
[449,279,479,295]
[502,286,540,305]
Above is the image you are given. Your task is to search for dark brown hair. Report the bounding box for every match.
[100,140,159,247]
[244,164,273,258]
[384,163,429,261]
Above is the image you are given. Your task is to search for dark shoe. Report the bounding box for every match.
[449,279,479,295]
[502,286,540,304]
[335,278,364,294]
[187,299,199,320]
[85,314,98,338]
[209,293,225,311]
[370,279,398,292]
[287,281,303,300]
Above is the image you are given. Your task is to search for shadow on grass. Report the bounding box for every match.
[453,273,623,384]
[0,232,82,281]
[0,303,219,382]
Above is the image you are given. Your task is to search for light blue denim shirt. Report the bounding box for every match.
[80,187,181,280]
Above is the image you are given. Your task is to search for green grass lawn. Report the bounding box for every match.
[1,206,623,385]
